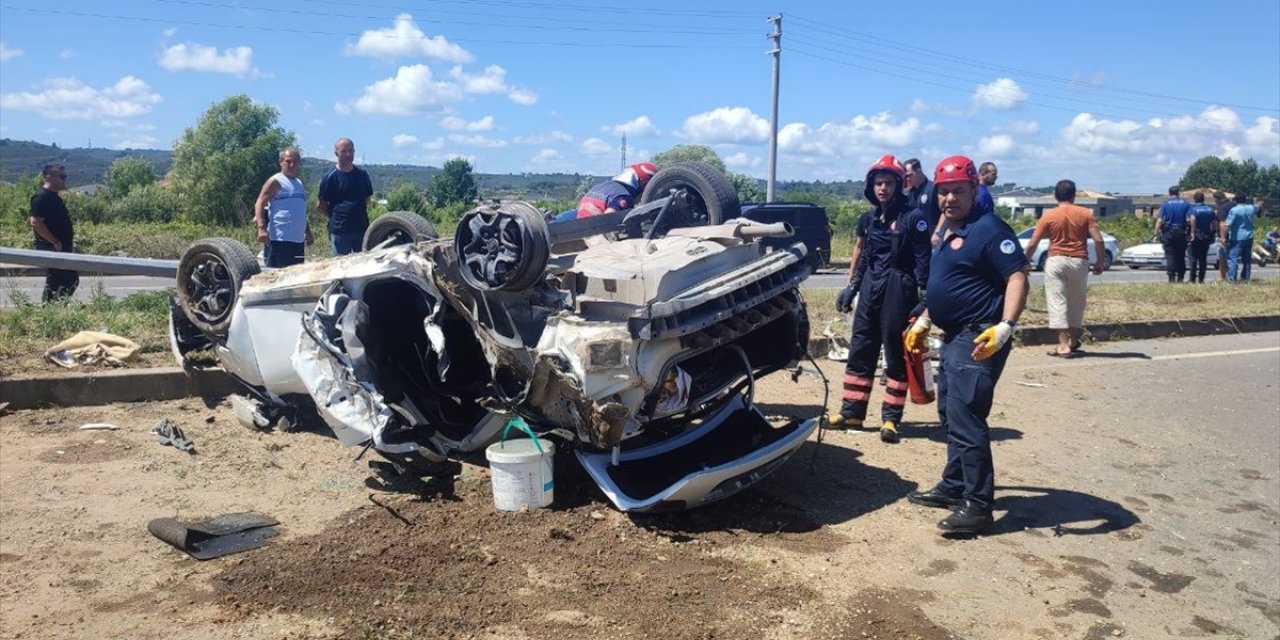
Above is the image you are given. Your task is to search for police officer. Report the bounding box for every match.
[903,158,935,226]
[831,155,931,443]
[904,155,1028,535]
[1155,186,1191,282]
[1187,192,1215,284]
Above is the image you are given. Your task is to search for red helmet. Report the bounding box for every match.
[933,155,979,185]
[615,162,659,192]
[863,154,905,203]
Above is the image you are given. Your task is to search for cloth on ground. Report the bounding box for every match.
[45,331,140,368]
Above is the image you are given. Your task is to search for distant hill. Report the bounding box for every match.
[0,139,173,186]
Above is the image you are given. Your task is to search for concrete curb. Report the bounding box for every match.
[1,367,242,411]
[807,314,1279,359]
[3,315,1276,409]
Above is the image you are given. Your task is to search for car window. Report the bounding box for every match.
[1017,228,1034,239]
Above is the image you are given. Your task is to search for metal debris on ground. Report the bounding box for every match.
[152,418,196,453]
[147,512,279,560]
[79,423,121,431]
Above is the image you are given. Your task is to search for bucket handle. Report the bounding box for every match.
[500,417,544,453]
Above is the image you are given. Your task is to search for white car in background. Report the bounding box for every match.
[1120,235,1270,270]
[1017,227,1120,271]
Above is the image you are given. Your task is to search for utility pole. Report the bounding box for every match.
[620,133,627,172]
[766,14,782,203]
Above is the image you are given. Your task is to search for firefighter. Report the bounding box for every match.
[905,155,1029,535]
[830,155,931,443]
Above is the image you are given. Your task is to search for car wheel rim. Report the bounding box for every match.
[459,212,525,288]
[184,252,234,325]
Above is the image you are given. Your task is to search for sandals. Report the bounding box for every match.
[1047,350,1080,359]
[1070,339,1083,352]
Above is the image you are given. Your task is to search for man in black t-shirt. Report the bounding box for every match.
[29,163,79,302]
[318,137,375,255]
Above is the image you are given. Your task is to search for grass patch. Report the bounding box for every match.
[803,278,1280,331]
[0,284,175,375]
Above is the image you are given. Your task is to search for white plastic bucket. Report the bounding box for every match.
[485,435,555,511]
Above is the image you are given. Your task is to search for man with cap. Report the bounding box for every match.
[575,162,658,219]
[831,155,932,443]
[1154,186,1191,283]
[904,155,1029,535]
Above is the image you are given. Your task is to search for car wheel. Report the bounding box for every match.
[175,237,260,338]
[363,211,439,251]
[455,201,550,291]
[639,161,740,230]
[1103,251,1114,271]
[1128,264,1140,270]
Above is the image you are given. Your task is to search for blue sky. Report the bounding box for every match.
[1,0,1278,193]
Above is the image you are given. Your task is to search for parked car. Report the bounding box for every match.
[1017,227,1119,271]
[169,163,818,513]
[739,202,831,271]
[1117,235,1271,270]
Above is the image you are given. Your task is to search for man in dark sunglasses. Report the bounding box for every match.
[29,163,79,302]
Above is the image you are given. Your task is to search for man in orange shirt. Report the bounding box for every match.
[1023,180,1105,358]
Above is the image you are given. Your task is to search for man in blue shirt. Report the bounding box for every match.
[1186,192,1216,284]
[904,155,1028,535]
[1155,186,1191,282]
[1221,193,1257,283]
[976,161,998,215]
[318,137,375,255]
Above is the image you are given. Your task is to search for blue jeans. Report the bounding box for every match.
[935,326,1012,509]
[1227,239,1253,282]
[330,230,365,256]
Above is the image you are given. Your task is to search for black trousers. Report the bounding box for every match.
[1188,237,1211,283]
[42,268,79,303]
[1161,229,1188,282]
[840,271,918,423]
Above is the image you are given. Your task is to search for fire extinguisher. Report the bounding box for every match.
[903,316,936,404]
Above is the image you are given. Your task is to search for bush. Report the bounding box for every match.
[107,184,184,223]
[63,192,111,225]
[1099,214,1157,248]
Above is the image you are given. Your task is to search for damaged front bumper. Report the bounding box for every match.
[576,392,817,512]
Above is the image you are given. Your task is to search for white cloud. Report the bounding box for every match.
[441,115,495,131]
[778,112,921,156]
[101,120,157,131]
[605,115,660,138]
[532,148,560,163]
[679,106,770,144]
[448,133,507,148]
[159,43,260,77]
[977,134,1015,157]
[580,137,611,154]
[339,65,463,116]
[513,131,572,145]
[0,41,22,62]
[1002,120,1041,135]
[59,49,75,60]
[0,76,162,119]
[423,137,445,150]
[724,152,762,169]
[392,133,420,149]
[113,133,159,149]
[972,77,1028,110]
[448,65,538,105]
[162,27,178,38]
[344,13,473,63]
[309,118,325,126]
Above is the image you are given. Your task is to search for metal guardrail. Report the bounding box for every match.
[0,246,179,278]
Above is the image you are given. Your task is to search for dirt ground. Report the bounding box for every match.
[1,333,1277,640]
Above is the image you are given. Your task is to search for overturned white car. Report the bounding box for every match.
[170,163,819,512]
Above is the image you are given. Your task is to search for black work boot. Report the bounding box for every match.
[938,500,994,534]
[907,486,963,509]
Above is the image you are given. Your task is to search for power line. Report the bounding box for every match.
[140,0,758,36]
[787,46,1269,138]
[0,5,760,49]
[787,14,1279,114]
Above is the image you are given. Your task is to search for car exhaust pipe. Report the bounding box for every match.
[735,221,794,239]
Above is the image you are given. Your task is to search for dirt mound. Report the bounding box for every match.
[214,473,842,640]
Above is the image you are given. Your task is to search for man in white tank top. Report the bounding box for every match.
[253,147,313,267]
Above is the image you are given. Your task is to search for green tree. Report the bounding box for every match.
[729,172,766,203]
[169,95,296,225]
[385,180,428,216]
[103,156,157,199]
[651,145,726,172]
[107,184,183,223]
[1179,156,1280,200]
[425,158,478,208]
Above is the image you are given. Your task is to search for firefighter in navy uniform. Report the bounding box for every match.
[830,155,932,443]
[904,155,1029,535]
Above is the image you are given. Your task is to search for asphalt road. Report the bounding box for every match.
[806,263,1279,288]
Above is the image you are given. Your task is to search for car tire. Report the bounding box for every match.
[1128,264,1140,270]
[175,237,260,338]
[639,161,740,228]
[363,211,439,251]
[1103,251,1114,271]
[455,201,551,291]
